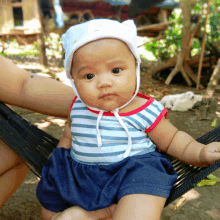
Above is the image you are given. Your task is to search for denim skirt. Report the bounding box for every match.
[36,147,177,212]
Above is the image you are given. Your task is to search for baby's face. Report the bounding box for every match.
[71,38,136,111]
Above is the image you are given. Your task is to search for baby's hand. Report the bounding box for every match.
[199,142,220,166]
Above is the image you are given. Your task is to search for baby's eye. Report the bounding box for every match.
[112,68,122,74]
[85,74,95,80]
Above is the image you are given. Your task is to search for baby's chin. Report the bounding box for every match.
[86,103,122,112]
[83,98,132,112]
[99,100,131,112]
[93,105,119,112]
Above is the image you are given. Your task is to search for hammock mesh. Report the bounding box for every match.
[0,102,59,177]
[0,102,219,206]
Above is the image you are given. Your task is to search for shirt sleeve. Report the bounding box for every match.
[69,96,77,115]
[137,99,167,133]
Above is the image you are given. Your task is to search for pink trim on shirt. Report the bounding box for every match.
[87,93,154,116]
[145,108,168,133]
[69,96,77,115]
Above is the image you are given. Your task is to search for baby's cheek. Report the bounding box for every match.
[116,78,123,83]
[117,76,132,84]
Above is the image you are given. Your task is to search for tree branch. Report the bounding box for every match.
[196,0,210,90]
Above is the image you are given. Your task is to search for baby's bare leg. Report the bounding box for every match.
[0,140,28,207]
[42,207,58,220]
[113,194,166,220]
[42,204,117,220]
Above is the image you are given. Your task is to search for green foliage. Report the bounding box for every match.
[191,39,201,56]
[207,5,220,45]
[140,54,148,61]
[144,8,183,61]
[144,0,220,61]
[1,33,62,58]
[44,33,63,59]
[0,52,6,57]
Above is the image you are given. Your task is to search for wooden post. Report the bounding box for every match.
[205,58,220,97]
[115,5,122,22]
[1,36,6,53]
[36,0,48,66]
[37,33,47,66]
[196,0,210,90]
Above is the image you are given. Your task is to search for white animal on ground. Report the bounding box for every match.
[160,91,203,111]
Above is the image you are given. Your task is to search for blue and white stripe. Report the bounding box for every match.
[70,97,164,164]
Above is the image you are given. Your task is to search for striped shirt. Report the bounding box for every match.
[70,93,167,164]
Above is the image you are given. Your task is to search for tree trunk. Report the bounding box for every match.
[37,0,48,66]
[196,0,210,90]
[164,0,199,86]
[165,50,192,86]
[37,34,48,66]
[205,58,220,97]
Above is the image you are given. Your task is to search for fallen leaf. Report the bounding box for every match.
[196,174,220,187]
[207,174,217,180]
[207,174,220,182]
[197,179,217,187]
[174,198,186,211]
[211,118,217,127]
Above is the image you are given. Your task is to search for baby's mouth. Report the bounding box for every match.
[100,93,117,100]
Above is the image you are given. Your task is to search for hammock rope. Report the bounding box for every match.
[0,102,219,206]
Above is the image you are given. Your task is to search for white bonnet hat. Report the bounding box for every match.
[62,18,141,79]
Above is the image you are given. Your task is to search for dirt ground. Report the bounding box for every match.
[0,55,220,220]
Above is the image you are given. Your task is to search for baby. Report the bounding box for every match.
[36,19,220,220]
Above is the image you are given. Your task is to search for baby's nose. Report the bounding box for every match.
[97,74,113,88]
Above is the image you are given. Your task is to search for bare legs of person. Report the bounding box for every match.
[42,194,166,220]
[113,194,166,220]
[42,205,117,220]
[0,139,28,208]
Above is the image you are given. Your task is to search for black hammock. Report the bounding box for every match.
[0,102,220,207]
